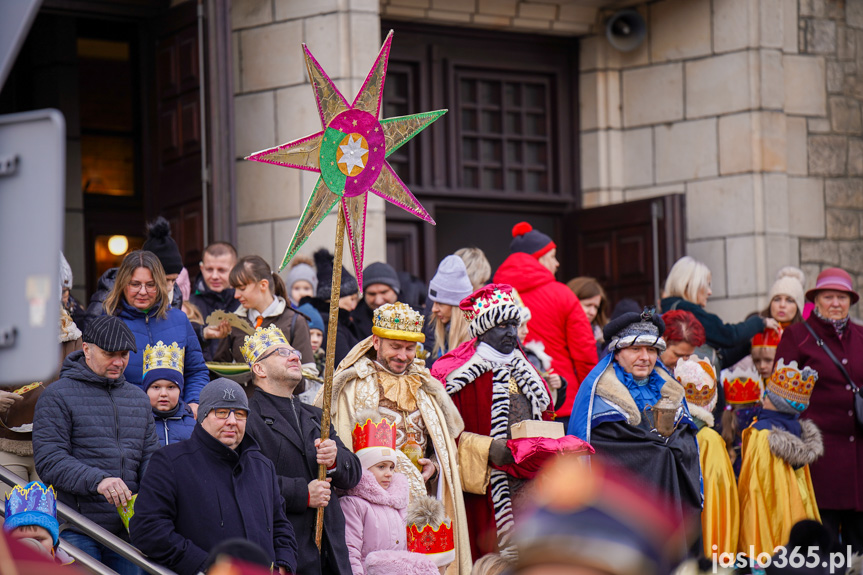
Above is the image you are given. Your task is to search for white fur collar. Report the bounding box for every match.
[346,469,409,509]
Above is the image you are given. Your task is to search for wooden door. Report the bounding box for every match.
[152,1,204,273]
[566,195,686,310]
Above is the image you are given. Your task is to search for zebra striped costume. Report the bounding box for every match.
[445,349,550,559]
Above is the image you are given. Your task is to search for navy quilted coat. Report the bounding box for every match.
[33,351,160,536]
[115,300,209,405]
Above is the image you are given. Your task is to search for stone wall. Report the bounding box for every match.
[231,0,386,275]
[580,0,863,321]
[797,0,863,318]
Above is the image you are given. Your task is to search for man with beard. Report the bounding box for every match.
[243,325,361,575]
[322,302,471,574]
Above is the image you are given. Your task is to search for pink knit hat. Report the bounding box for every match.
[805,267,859,304]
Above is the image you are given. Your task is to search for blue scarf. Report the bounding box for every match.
[614,361,666,414]
[751,407,802,437]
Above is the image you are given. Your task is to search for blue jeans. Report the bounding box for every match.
[60,530,142,575]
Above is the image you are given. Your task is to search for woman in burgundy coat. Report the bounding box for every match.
[774,267,863,552]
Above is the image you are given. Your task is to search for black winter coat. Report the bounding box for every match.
[188,274,240,361]
[246,389,361,575]
[33,351,159,536]
[130,424,298,575]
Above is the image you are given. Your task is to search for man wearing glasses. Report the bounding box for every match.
[243,325,361,575]
[131,378,297,575]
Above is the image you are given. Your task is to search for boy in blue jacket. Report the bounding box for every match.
[143,341,196,447]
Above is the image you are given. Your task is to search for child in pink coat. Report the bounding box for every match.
[342,443,410,575]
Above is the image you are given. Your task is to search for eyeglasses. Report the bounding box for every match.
[212,408,248,420]
[257,347,301,363]
[128,281,158,293]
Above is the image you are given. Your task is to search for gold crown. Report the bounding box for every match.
[675,356,716,408]
[372,302,425,342]
[767,359,818,406]
[143,341,184,375]
[241,324,290,366]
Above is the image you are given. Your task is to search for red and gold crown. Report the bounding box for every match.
[407,521,455,566]
[675,356,717,408]
[352,415,396,453]
[751,328,782,349]
[722,366,764,405]
[766,359,818,407]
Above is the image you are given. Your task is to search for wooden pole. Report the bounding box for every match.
[315,206,346,551]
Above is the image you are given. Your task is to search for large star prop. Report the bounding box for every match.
[245,31,445,289]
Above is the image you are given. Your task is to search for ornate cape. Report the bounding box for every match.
[319,336,471,575]
[738,421,822,556]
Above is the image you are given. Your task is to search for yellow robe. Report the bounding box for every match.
[318,337,472,575]
[738,426,821,556]
[697,425,740,557]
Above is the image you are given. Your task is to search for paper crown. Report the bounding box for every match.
[240,324,290,366]
[353,413,398,469]
[372,302,425,343]
[407,521,455,566]
[143,341,184,376]
[675,356,717,408]
[767,359,818,406]
[460,283,521,338]
[751,328,782,348]
[4,482,59,546]
[721,366,764,405]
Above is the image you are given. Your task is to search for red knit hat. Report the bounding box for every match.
[510,222,555,258]
[805,267,859,304]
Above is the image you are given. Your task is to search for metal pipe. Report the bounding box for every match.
[197,0,209,245]
[0,465,176,575]
[58,540,121,575]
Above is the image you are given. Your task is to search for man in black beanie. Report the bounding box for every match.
[34,315,159,575]
[311,248,361,368]
[351,261,401,339]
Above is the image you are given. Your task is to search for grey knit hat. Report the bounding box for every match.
[286,263,318,300]
[429,255,474,306]
[363,262,401,294]
[197,378,249,423]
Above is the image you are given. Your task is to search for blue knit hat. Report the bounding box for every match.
[4,482,60,547]
[510,222,555,258]
[298,302,325,333]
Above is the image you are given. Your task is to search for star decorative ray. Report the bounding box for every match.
[245,30,445,289]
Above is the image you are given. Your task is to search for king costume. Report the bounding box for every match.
[431,284,568,562]
[320,302,471,575]
[567,309,703,548]
[738,359,823,556]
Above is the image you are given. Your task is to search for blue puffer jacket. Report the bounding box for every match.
[33,351,160,537]
[152,401,196,447]
[116,300,209,405]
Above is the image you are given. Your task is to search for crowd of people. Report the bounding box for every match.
[4,217,863,575]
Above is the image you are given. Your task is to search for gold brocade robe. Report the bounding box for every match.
[318,337,472,575]
[738,425,821,556]
[697,425,739,557]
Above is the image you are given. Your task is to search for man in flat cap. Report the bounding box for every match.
[34,315,159,575]
[568,308,703,549]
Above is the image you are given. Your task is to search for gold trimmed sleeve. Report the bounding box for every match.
[457,432,493,495]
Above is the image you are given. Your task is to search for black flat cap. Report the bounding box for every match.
[83,316,137,352]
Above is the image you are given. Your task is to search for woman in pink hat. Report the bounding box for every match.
[774,267,863,553]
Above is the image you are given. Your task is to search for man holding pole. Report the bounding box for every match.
[244,325,360,575]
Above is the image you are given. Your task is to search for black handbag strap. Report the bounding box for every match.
[802,321,860,393]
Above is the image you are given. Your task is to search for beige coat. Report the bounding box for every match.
[316,337,472,575]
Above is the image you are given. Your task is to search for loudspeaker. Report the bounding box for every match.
[606,10,646,52]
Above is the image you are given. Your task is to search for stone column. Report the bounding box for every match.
[231,0,384,275]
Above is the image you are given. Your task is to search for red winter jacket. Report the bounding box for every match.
[494,253,598,416]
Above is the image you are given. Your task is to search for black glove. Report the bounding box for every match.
[488,438,515,466]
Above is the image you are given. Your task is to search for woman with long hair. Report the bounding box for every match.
[104,250,208,411]
[214,255,315,374]
[567,276,609,357]
[427,255,474,363]
[660,256,778,370]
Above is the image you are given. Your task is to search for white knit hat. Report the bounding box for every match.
[428,255,473,306]
[768,267,805,314]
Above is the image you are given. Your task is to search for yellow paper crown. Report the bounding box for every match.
[143,341,184,375]
[372,302,425,343]
[767,359,818,406]
[241,324,290,366]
